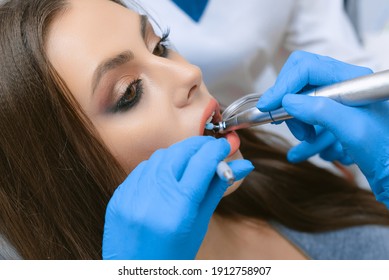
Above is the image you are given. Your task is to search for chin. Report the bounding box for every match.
[222,149,244,197]
[223,178,244,197]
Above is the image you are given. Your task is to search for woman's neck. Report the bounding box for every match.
[196,214,307,260]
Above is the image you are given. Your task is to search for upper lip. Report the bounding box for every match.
[199,98,222,135]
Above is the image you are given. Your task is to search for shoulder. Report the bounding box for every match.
[271,222,389,260]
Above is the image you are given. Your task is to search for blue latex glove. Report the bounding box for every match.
[103,136,254,259]
[257,51,389,208]
[288,126,353,165]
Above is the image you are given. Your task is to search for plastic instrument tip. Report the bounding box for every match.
[205,122,222,132]
[216,161,235,185]
[205,123,214,130]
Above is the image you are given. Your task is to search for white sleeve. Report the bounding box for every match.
[276,0,380,71]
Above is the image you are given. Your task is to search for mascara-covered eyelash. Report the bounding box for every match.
[111,79,143,113]
[153,30,170,58]
[160,29,170,44]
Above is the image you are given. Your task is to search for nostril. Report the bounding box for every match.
[187,84,198,100]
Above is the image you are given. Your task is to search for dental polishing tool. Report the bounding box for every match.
[206,69,389,133]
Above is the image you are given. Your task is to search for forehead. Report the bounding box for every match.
[46,1,141,66]
[45,0,142,108]
[46,0,141,63]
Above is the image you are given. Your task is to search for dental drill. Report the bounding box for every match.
[206,69,389,133]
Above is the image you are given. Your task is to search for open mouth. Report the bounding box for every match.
[202,109,223,138]
[201,99,241,157]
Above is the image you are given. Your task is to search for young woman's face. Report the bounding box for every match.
[46,0,242,193]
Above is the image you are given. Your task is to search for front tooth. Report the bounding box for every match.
[206,111,215,124]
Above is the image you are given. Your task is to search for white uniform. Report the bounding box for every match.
[131,0,378,107]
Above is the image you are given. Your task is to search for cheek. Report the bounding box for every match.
[94,92,204,172]
[114,135,159,172]
[100,115,199,172]
[106,127,175,172]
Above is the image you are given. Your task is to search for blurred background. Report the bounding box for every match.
[345,0,389,70]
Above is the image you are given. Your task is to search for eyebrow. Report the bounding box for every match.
[91,14,148,94]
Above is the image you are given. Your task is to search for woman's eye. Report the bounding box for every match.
[153,42,167,57]
[111,79,143,113]
[153,32,170,58]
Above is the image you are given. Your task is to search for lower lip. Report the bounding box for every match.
[223,131,240,157]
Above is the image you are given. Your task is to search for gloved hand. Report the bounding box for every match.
[102,136,254,259]
[257,50,389,208]
[287,126,353,165]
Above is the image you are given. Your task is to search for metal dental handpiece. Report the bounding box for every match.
[207,69,389,133]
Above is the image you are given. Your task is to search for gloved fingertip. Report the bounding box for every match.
[256,98,268,111]
[214,137,231,156]
[228,159,254,181]
[256,89,272,110]
[217,136,230,147]
[303,127,317,143]
[286,120,305,141]
[339,156,354,166]
[287,150,305,163]
[319,142,345,162]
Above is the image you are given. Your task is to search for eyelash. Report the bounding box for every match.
[111,79,143,113]
[153,30,170,58]
[112,31,170,113]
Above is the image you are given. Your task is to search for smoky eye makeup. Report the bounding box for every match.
[109,78,143,113]
[107,32,171,114]
[98,18,171,115]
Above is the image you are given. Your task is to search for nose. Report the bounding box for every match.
[156,54,203,108]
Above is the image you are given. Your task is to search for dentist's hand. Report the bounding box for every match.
[257,51,389,208]
[102,136,254,259]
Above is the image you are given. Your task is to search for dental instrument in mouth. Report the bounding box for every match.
[205,69,389,134]
[216,161,235,185]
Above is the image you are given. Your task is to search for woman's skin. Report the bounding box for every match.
[46,0,306,259]
[46,0,239,172]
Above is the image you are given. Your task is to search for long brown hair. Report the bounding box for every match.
[0,0,127,259]
[0,0,388,260]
